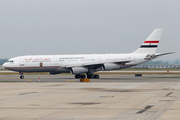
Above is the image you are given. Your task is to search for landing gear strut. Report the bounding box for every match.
[80,75,86,79]
[20,72,24,79]
[87,74,93,79]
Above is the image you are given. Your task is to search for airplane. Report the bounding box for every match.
[2,29,174,79]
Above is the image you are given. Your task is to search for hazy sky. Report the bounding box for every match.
[0,0,179,60]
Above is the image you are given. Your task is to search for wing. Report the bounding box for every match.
[66,62,104,69]
[66,60,130,69]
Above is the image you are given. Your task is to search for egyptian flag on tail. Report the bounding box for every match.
[141,40,159,48]
[133,29,163,54]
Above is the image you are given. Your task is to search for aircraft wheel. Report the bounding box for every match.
[87,75,93,79]
[94,74,99,79]
[80,75,86,79]
[75,74,80,79]
[20,76,24,79]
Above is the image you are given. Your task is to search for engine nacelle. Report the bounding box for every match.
[49,72,61,75]
[103,63,120,71]
[70,67,88,74]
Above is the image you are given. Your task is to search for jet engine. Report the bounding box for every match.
[103,63,120,71]
[49,72,61,75]
[70,67,88,74]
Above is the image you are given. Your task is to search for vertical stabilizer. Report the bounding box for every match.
[133,29,163,54]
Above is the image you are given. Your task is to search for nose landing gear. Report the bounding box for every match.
[20,76,24,79]
[20,72,24,79]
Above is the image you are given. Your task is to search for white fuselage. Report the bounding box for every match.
[3,53,147,73]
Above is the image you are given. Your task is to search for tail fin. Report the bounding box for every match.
[132,29,163,54]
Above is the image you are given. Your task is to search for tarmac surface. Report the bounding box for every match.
[1,74,180,120]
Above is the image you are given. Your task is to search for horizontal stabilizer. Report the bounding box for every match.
[154,52,175,57]
[144,52,175,60]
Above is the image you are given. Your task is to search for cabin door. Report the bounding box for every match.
[19,58,25,66]
[54,57,58,65]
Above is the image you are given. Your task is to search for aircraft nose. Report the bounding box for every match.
[2,63,7,68]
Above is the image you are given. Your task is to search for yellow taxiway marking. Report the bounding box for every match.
[0,77,8,79]
[11,77,20,79]
[0,76,19,79]
[66,80,75,82]
[165,75,173,76]
[27,79,32,81]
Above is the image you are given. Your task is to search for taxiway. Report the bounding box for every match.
[0,74,180,120]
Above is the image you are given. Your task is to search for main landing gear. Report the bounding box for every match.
[20,72,24,79]
[87,74,99,79]
[75,74,99,79]
[75,74,86,79]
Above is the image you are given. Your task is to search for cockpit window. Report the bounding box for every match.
[8,60,14,63]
